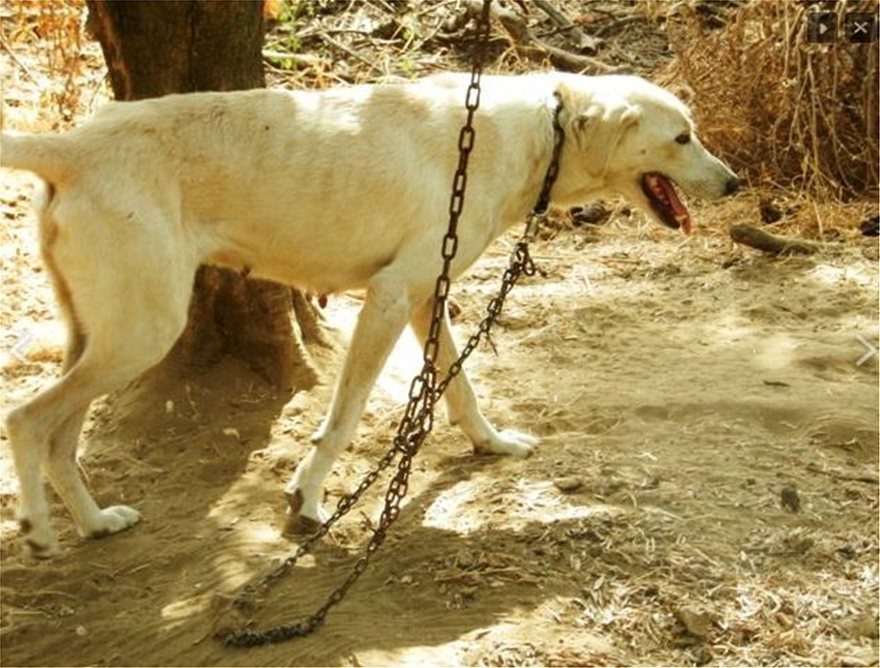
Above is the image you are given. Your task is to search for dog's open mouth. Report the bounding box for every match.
[641,173,692,234]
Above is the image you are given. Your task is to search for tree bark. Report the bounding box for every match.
[86,0,318,390]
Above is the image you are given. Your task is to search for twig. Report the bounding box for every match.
[413,0,460,19]
[807,463,879,485]
[533,0,602,52]
[595,14,649,38]
[262,50,328,68]
[729,223,820,256]
[319,32,380,71]
[367,0,396,13]
[0,38,38,83]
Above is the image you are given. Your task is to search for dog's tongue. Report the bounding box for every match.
[657,177,691,234]
[656,175,691,234]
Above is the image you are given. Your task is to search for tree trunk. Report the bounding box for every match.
[86,0,319,390]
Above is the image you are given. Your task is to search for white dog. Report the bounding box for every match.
[1,72,738,557]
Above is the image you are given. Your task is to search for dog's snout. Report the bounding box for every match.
[724,175,740,196]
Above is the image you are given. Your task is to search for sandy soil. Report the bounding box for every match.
[1,2,878,664]
[1,162,877,666]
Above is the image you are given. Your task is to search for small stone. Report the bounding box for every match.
[554,476,583,493]
[570,202,610,226]
[455,549,478,570]
[759,198,784,224]
[780,485,800,512]
[75,625,88,637]
[400,575,413,585]
[675,606,714,638]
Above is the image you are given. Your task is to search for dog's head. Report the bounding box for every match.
[556,75,739,233]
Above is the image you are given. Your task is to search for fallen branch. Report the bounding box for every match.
[262,50,328,68]
[807,463,879,485]
[533,0,602,53]
[729,223,820,256]
[463,0,619,74]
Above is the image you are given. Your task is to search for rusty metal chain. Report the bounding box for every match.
[224,0,568,646]
[224,0,495,647]
[435,98,565,400]
[223,0,570,646]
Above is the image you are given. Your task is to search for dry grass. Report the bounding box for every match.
[0,4,877,666]
[2,0,91,123]
[1,0,107,132]
[663,0,879,203]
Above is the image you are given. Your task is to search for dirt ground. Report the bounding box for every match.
[1,1,879,666]
[1,163,878,665]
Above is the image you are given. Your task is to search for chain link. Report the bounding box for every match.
[224,2,568,647]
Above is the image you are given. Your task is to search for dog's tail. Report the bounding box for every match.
[0,131,73,183]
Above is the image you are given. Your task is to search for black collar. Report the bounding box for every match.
[531,93,565,216]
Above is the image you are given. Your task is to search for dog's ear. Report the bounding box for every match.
[568,102,640,178]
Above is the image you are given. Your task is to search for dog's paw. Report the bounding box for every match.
[475,429,538,458]
[18,517,61,559]
[283,488,330,536]
[83,505,141,538]
[283,509,329,536]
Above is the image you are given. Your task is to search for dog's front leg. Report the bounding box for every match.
[284,279,412,533]
[410,299,537,457]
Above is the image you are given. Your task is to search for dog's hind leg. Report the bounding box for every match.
[9,345,163,556]
[8,308,188,556]
[42,326,124,540]
[284,276,412,532]
[7,198,192,557]
[410,299,536,457]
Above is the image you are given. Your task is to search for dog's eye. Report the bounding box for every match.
[675,133,691,145]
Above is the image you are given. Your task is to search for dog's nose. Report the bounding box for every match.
[724,176,740,196]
